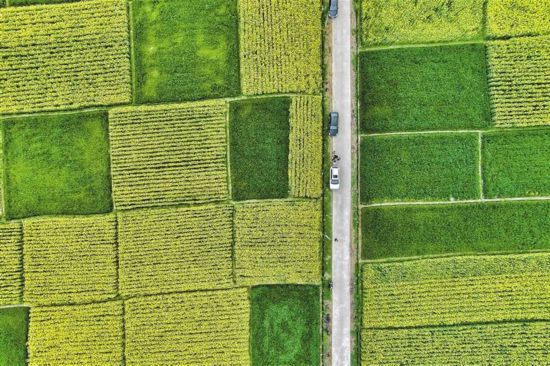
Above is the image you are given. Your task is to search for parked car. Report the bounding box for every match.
[330,166,340,190]
[328,0,338,18]
[328,112,339,136]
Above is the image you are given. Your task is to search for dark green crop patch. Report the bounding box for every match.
[482,129,550,198]
[359,44,491,132]
[0,307,28,366]
[360,133,481,203]
[251,285,320,366]
[3,112,112,219]
[133,0,241,103]
[361,200,550,259]
[229,97,290,201]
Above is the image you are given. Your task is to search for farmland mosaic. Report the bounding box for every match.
[0,0,324,364]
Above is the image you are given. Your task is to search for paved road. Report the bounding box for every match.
[331,0,353,365]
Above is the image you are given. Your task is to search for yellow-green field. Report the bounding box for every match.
[0,0,325,364]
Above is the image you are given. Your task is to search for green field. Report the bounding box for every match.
[229,97,291,200]
[483,129,550,198]
[362,201,550,259]
[251,285,320,366]
[359,44,491,132]
[360,133,480,203]
[0,308,28,366]
[3,112,112,219]
[133,0,240,103]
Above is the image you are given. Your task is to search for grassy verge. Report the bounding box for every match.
[229,97,290,200]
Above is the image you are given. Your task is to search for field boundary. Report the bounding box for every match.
[478,131,484,199]
[361,195,550,208]
[127,0,138,105]
[358,248,550,264]
[364,318,550,331]
[360,39,485,52]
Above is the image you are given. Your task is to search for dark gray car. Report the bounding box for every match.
[329,0,338,18]
[329,112,339,136]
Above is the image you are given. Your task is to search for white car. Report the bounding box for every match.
[330,167,340,190]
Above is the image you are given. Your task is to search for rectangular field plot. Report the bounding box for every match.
[118,204,233,297]
[125,289,250,365]
[0,222,22,306]
[360,134,480,203]
[0,0,131,114]
[360,0,484,46]
[483,129,550,198]
[251,286,320,366]
[359,44,490,132]
[229,97,290,200]
[239,0,322,95]
[487,36,550,127]
[23,215,117,306]
[3,111,112,219]
[133,0,240,103]
[362,200,550,259]
[289,96,323,199]
[0,307,29,366]
[109,101,229,210]
[362,322,550,365]
[235,200,322,285]
[362,253,550,328]
[28,301,123,366]
[487,0,550,38]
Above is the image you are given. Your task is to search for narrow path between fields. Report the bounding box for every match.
[331,1,353,365]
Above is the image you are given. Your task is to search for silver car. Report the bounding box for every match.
[329,0,338,18]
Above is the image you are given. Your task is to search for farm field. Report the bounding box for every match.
[0,0,325,364]
[358,0,550,364]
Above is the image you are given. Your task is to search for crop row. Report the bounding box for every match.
[118,204,234,297]
[362,252,550,328]
[487,0,550,38]
[362,321,550,364]
[289,96,323,199]
[361,0,549,46]
[1,198,321,307]
[234,199,322,285]
[0,222,23,306]
[28,301,123,366]
[487,35,550,127]
[0,0,131,114]
[23,215,117,306]
[109,100,229,210]
[361,0,484,46]
[125,289,250,365]
[25,289,251,365]
[239,0,322,95]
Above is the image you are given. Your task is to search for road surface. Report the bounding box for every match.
[331,0,353,365]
